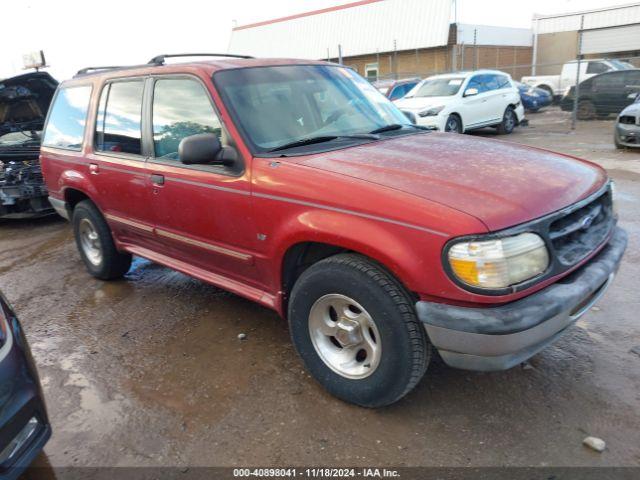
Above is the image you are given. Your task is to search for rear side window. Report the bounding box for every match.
[587,62,609,74]
[151,78,221,159]
[496,75,511,89]
[42,86,92,150]
[95,80,144,155]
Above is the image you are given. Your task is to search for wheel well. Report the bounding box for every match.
[281,242,418,315]
[449,112,463,131]
[282,243,347,305]
[64,189,90,211]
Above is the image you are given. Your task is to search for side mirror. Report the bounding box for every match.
[179,133,227,166]
[464,87,479,97]
[627,92,639,100]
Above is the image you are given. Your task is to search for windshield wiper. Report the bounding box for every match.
[267,134,379,153]
[369,124,429,134]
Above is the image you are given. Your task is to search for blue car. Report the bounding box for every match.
[0,290,50,479]
[516,81,552,112]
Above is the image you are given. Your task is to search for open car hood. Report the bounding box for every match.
[0,71,58,136]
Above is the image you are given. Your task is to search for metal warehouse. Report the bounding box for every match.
[533,2,640,74]
[228,0,533,80]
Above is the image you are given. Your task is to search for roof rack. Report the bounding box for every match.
[74,64,156,77]
[148,53,254,65]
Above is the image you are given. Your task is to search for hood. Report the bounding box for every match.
[0,71,58,136]
[393,96,451,111]
[620,102,640,116]
[298,133,607,231]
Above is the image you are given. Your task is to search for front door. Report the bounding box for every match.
[146,76,258,286]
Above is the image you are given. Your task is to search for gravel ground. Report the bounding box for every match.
[1,108,639,474]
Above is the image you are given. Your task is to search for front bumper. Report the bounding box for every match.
[416,227,627,371]
[615,122,640,147]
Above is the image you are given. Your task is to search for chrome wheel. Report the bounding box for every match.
[308,294,381,379]
[78,218,102,266]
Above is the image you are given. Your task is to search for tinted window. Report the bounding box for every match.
[594,73,625,89]
[496,75,511,89]
[42,86,92,150]
[152,78,222,159]
[466,76,487,93]
[389,84,409,101]
[587,62,609,74]
[95,81,144,155]
[482,74,500,91]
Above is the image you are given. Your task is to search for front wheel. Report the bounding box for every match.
[497,107,517,134]
[288,254,430,407]
[72,200,132,280]
[444,114,462,133]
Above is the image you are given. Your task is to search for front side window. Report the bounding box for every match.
[95,80,144,155]
[214,65,411,153]
[465,76,487,94]
[42,86,92,150]
[152,78,222,159]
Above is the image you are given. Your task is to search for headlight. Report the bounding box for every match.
[447,233,549,289]
[419,106,445,117]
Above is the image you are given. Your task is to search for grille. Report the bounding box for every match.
[619,115,637,125]
[548,189,614,266]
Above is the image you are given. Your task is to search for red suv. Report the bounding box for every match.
[41,54,627,407]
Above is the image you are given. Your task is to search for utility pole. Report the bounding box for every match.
[338,44,343,65]
[473,28,478,70]
[393,39,398,79]
[571,15,585,130]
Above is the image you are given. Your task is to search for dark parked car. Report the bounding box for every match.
[0,71,57,219]
[374,78,420,101]
[615,94,640,148]
[515,81,552,112]
[0,290,50,479]
[561,69,640,119]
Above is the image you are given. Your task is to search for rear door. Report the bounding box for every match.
[460,75,493,128]
[146,75,258,285]
[86,78,156,246]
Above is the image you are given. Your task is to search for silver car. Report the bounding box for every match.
[615,96,640,148]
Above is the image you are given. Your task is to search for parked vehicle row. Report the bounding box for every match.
[37,54,625,408]
[615,95,640,149]
[394,70,525,134]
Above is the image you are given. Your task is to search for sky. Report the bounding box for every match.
[1,0,632,80]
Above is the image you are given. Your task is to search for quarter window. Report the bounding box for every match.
[42,86,92,150]
[152,78,222,159]
[95,80,144,155]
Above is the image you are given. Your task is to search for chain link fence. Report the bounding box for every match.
[359,52,640,135]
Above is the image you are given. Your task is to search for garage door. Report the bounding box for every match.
[581,24,640,54]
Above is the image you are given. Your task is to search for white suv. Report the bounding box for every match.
[394,70,525,134]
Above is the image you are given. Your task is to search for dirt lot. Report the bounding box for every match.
[2,108,639,472]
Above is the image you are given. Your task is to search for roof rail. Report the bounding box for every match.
[148,53,254,65]
[74,63,158,77]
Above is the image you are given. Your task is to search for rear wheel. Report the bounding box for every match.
[577,100,596,120]
[288,253,430,407]
[72,200,132,280]
[497,106,517,134]
[444,114,462,133]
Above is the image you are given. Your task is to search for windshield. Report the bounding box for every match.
[214,65,412,153]
[407,77,465,98]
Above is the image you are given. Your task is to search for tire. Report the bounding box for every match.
[288,253,430,407]
[72,200,132,280]
[496,106,517,134]
[577,100,596,120]
[444,114,462,133]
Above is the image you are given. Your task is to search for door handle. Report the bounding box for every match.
[151,174,165,186]
[89,163,99,175]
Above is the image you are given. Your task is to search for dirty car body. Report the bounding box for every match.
[0,290,51,479]
[40,57,626,407]
[0,72,57,219]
